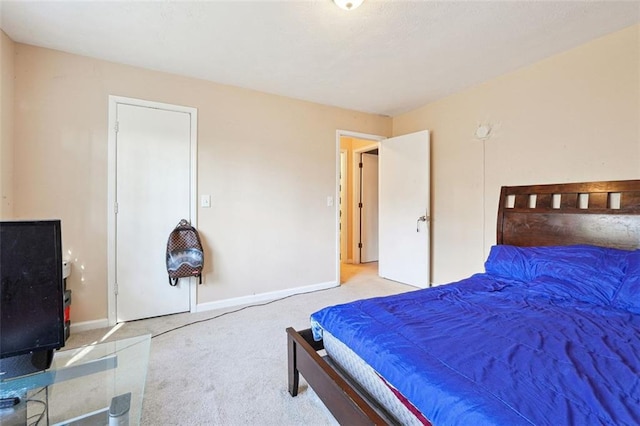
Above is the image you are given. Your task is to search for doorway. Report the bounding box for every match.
[336,131,385,283]
[336,129,431,288]
[107,96,198,324]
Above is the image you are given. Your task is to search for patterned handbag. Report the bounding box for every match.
[166,219,204,286]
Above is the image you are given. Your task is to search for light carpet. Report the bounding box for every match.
[66,263,414,425]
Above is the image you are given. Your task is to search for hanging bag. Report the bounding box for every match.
[166,219,204,286]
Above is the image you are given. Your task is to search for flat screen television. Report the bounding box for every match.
[0,220,65,380]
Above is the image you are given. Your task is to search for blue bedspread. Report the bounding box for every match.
[311,246,640,425]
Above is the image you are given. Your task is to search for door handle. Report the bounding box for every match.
[416,215,429,232]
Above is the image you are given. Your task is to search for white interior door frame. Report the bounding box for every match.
[107,95,198,326]
[340,149,348,263]
[352,144,380,264]
[335,130,386,281]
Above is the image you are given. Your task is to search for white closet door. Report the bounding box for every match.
[116,103,192,322]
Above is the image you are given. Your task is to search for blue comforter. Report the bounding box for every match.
[311,245,640,425]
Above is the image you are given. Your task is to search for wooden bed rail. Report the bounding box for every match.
[286,327,394,425]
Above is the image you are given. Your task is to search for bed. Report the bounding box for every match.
[286,179,640,425]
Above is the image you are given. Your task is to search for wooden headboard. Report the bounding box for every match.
[497,180,640,250]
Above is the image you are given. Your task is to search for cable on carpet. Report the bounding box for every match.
[25,399,47,426]
[150,285,334,340]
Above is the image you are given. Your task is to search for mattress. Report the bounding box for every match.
[311,245,640,425]
[323,330,428,425]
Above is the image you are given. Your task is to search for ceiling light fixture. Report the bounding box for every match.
[333,0,364,11]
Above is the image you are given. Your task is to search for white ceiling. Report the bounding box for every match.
[1,1,638,116]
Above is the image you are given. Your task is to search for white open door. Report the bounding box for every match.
[378,130,430,288]
[360,152,379,262]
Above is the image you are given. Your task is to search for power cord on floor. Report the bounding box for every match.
[150,286,335,340]
[25,399,47,426]
[25,383,49,426]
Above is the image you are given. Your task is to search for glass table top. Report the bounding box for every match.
[1,334,151,426]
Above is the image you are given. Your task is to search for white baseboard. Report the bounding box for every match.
[68,282,339,330]
[195,281,339,313]
[70,318,109,332]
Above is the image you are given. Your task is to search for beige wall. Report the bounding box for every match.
[7,23,639,322]
[394,24,640,285]
[12,43,391,323]
[0,30,14,218]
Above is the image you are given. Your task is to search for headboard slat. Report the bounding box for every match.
[623,192,640,209]
[560,193,578,209]
[589,192,608,209]
[537,194,552,209]
[514,195,529,209]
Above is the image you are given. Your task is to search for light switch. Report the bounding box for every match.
[201,195,211,208]
[327,196,334,207]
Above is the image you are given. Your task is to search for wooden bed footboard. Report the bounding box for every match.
[286,327,393,425]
